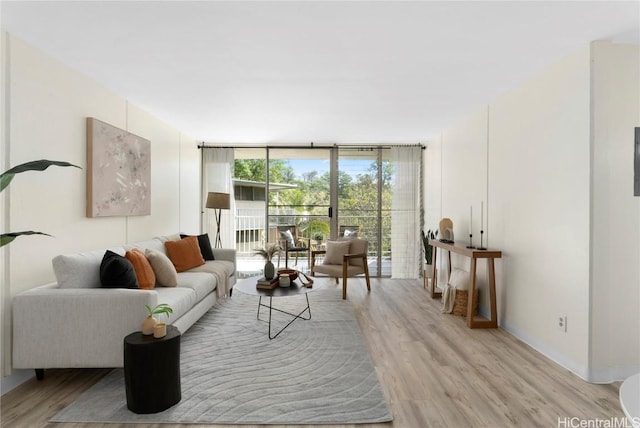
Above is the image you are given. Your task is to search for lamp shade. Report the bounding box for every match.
[206,192,230,209]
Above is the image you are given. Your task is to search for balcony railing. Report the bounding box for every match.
[234,211,391,277]
[235,208,265,256]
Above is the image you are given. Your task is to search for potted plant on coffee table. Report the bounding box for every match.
[253,243,280,280]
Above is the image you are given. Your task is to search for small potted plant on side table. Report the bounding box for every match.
[142,303,173,337]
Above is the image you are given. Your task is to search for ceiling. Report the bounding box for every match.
[1,1,639,144]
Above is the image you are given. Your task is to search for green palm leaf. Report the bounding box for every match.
[0,160,80,192]
[1,231,53,247]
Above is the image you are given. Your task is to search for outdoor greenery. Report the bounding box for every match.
[234,157,394,256]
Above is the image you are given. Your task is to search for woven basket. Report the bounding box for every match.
[451,288,479,317]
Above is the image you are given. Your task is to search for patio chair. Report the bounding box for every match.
[273,225,311,268]
[311,238,371,299]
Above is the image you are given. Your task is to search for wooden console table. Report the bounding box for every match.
[429,239,502,329]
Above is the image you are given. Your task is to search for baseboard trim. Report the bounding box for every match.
[498,319,592,382]
[1,369,34,395]
[478,301,640,384]
[587,365,640,384]
[492,307,639,384]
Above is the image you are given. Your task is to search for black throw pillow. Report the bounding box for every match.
[180,233,215,260]
[100,250,139,289]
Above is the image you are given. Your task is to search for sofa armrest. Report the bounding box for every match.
[13,285,159,369]
[212,248,236,269]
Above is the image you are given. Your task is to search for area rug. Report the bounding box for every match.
[51,287,393,424]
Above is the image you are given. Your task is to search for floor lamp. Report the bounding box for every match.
[206,192,230,248]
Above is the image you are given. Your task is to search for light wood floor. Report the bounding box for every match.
[1,278,623,428]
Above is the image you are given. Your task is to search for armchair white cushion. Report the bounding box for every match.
[322,241,351,265]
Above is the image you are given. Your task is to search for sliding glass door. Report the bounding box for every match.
[228,145,417,278]
[336,148,390,276]
[266,148,332,270]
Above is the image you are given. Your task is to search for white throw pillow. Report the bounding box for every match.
[323,240,351,265]
[343,228,357,238]
[448,268,470,290]
[124,238,166,255]
[145,248,178,287]
[53,247,125,288]
[279,229,295,247]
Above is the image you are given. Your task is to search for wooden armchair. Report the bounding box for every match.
[311,238,371,299]
[272,225,311,268]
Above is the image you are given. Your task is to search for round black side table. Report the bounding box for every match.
[123,325,181,414]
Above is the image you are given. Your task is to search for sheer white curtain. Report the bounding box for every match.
[202,148,236,249]
[390,146,422,278]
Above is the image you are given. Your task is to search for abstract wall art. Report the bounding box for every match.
[86,117,151,217]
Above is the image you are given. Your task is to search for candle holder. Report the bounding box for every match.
[478,230,487,250]
[466,233,475,249]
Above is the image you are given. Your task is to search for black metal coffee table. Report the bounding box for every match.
[234,277,319,339]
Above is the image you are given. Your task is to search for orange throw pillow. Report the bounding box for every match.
[125,249,156,290]
[164,236,205,272]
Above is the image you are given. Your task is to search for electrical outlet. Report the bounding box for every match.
[558,316,567,332]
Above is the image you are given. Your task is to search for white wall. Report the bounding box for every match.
[589,41,640,382]
[180,133,202,235]
[0,34,201,384]
[440,109,491,307]
[425,41,639,382]
[424,135,442,228]
[490,46,592,377]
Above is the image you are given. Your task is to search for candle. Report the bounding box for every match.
[153,322,167,338]
[481,201,484,231]
[469,205,473,233]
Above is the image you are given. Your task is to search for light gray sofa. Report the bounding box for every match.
[12,234,236,378]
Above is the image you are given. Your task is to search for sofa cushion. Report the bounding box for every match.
[145,249,178,287]
[154,286,198,323]
[53,246,126,289]
[176,272,217,301]
[188,260,235,296]
[125,249,155,290]
[180,233,215,260]
[164,236,205,272]
[188,260,235,278]
[100,250,139,289]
